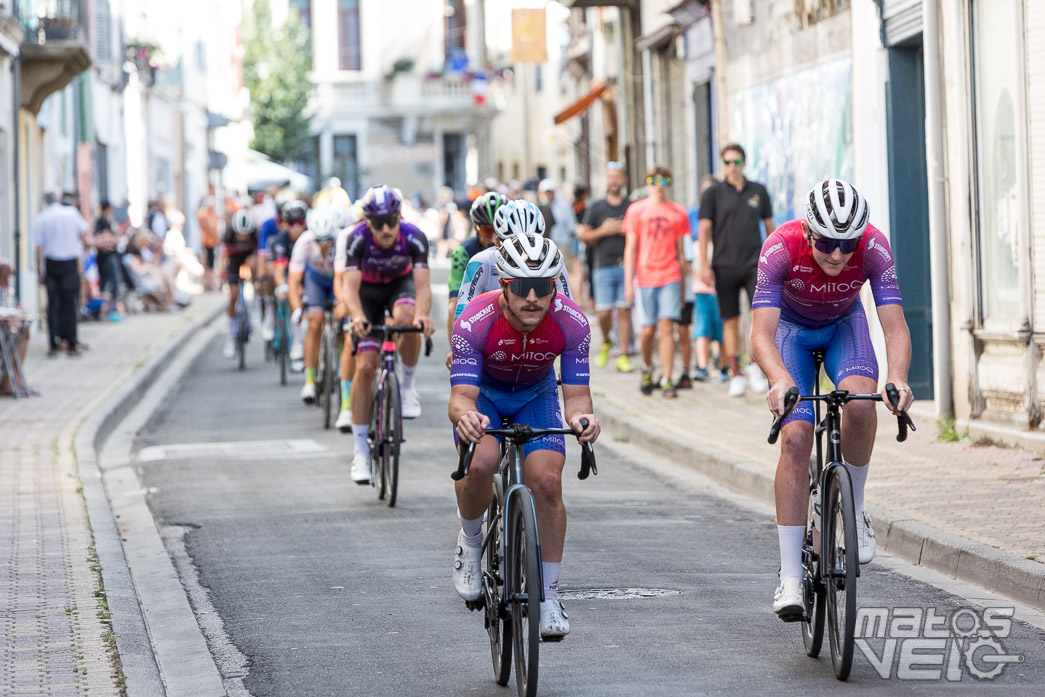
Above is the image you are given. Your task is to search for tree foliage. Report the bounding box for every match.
[242,1,313,163]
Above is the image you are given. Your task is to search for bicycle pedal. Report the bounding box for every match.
[776,609,805,623]
[540,635,566,643]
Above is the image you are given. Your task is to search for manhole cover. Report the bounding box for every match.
[557,588,680,600]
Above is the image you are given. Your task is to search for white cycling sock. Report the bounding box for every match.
[778,525,805,582]
[542,562,561,600]
[845,461,870,512]
[353,426,369,457]
[402,365,416,391]
[457,510,483,547]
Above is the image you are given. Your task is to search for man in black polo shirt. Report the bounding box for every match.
[698,143,775,397]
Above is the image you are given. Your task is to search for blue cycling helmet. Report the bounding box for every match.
[361,185,403,220]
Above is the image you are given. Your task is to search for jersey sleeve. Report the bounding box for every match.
[407,227,429,269]
[448,244,470,297]
[288,233,310,273]
[556,264,573,300]
[750,232,791,310]
[343,231,365,272]
[862,227,903,308]
[455,257,488,318]
[334,228,350,273]
[449,315,484,387]
[556,298,591,386]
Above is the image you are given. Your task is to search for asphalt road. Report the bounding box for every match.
[134,272,1045,696]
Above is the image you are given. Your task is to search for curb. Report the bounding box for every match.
[595,396,1045,613]
[74,303,225,696]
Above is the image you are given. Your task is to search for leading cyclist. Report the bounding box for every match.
[449,232,600,640]
[750,179,914,619]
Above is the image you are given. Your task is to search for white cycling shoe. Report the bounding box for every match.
[300,382,317,405]
[402,387,421,419]
[773,578,804,622]
[222,335,236,359]
[857,511,877,564]
[540,599,570,639]
[262,320,275,342]
[335,409,353,433]
[350,453,370,485]
[289,341,304,362]
[452,530,482,601]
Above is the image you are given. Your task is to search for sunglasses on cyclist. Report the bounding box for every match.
[808,231,861,255]
[723,158,745,166]
[368,213,400,229]
[646,176,672,187]
[286,217,306,226]
[504,277,556,298]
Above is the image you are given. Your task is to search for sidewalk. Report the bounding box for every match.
[590,354,1045,611]
[0,293,224,695]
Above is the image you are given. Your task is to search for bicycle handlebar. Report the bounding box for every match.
[767,383,916,444]
[349,323,434,357]
[451,419,597,482]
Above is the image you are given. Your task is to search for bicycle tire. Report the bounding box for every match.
[383,371,402,508]
[485,488,512,685]
[824,465,857,681]
[236,311,247,372]
[370,380,386,499]
[279,335,288,385]
[508,484,541,697]
[802,455,825,658]
[321,329,335,430]
[277,305,289,385]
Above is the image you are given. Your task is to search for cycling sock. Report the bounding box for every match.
[402,365,416,391]
[845,461,870,512]
[354,426,369,457]
[542,562,561,600]
[305,368,316,385]
[340,380,352,408]
[778,525,805,582]
[458,510,483,547]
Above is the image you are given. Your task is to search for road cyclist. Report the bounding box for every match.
[271,200,309,372]
[222,209,259,360]
[749,179,914,621]
[340,185,436,484]
[446,192,509,342]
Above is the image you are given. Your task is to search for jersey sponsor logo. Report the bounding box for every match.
[867,237,892,262]
[788,279,806,291]
[577,333,591,354]
[408,235,427,255]
[497,338,517,346]
[811,280,864,294]
[760,241,785,265]
[792,264,813,273]
[450,369,479,381]
[467,302,497,326]
[459,320,472,331]
[509,350,557,362]
[529,337,548,345]
[451,334,472,352]
[467,266,485,299]
[455,357,479,366]
[490,350,508,361]
[556,300,587,326]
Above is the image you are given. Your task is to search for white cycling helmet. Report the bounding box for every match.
[309,206,339,242]
[231,209,256,235]
[495,233,563,279]
[492,200,546,241]
[805,179,869,240]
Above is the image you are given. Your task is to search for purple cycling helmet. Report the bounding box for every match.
[361,185,403,220]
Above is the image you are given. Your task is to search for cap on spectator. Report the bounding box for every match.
[538,178,556,193]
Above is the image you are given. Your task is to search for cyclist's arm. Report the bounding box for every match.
[288,271,304,311]
[343,269,365,323]
[449,384,488,444]
[877,303,914,412]
[751,306,791,416]
[561,383,599,443]
[455,258,484,319]
[412,265,433,320]
[333,270,346,304]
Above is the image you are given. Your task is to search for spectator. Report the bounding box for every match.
[698,142,776,397]
[690,175,725,382]
[538,179,578,271]
[623,165,690,398]
[313,177,351,209]
[94,200,123,322]
[578,162,634,373]
[123,231,175,312]
[146,198,169,240]
[197,186,221,291]
[33,191,91,356]
[0,258,30,395]
[572,183,592,311]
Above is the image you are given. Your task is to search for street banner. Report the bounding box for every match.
[511,9,547,64]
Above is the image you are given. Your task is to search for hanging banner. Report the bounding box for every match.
[511,9,547,64]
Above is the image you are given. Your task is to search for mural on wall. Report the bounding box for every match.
[730,58,853,226]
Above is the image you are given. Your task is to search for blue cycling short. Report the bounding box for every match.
[777,303,879,427]
[453,373,565,458]
[304,271,335,312]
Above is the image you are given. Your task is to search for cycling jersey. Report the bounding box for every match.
[454,246,573,319]
[448,236,486,299]
[268,231,295,267]
[751,220,902,328]
[289,230,339,280]
[450,291,591,393]
[258,217,279,256]
[336,221,429,284]
[223,229,258,258]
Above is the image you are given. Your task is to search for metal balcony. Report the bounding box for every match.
[17,0,91,113]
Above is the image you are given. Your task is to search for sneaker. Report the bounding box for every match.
[773,578,804,621]
[335,409,353,433]
[262,321,275,342]
[222,335,236,359]
[660,377,677,399]
[728,375,747,397]
[107,310,124,323]
[857,512,877,564]
[675,372,693,389]
[350,453,370,484]
[693,367,709,381]
[452,530,482,601]
[594,342,612,368]
[540,600,570,639]
[746,363,770,394]
[289,341,304,362]
[719,368,731,383]
[616,354,635,373]
[300,382,317,404]
[640,370,655,395]
[291,358,305,374]
[402,387,422,419]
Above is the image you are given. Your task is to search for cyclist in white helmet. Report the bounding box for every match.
[222,209,260,359]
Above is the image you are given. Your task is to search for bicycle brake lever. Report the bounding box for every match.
[577,418,597,480]
[451,442,476,481]
[768,387,800,444]
[884,383,915,442]
[424,337,433,357]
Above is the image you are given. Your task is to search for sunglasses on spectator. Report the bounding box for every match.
[646,176,672,187]
[504,277,556,298]
[368,213,400,229]
[808,231,861,255]
[723,158,745,166]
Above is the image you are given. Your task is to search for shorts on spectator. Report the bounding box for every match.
[592,265,629,311]
[679,301,694,326]
[692,293,723,342]
[712,266,757,320]
[634,282,681,328]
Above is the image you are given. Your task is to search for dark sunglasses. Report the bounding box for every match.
[504,277,556,298]
[287,218,306,226]
[808,232,861,255]
[368,213,400,229]
[646,176,672,186]
[723,158,744,166]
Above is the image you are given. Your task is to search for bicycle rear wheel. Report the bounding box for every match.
[277,306,289,385]
[321,329,335,430]
[508,485,541,697]
[824,465,857,681]
[485,489,512,685]
[370,385,385,499]
[382,372,402,508]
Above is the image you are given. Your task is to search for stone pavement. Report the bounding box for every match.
[589,353,1045,611]
[0,293,224,696]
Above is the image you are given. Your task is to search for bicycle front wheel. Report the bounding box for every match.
[321,329,335,430]
[508,486,541,697]
[824,465,857,681]
[485,490,512,685]
[382,372,402,508]
[369,383,385,499]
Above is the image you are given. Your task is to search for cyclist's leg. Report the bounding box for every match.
[302,274,331,385]
[339,327,355,413]
[454,392,502,524]
[389,274,420,371]
[350,349,379,458]
[258,270,277,339]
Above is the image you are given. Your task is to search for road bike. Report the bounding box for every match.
[768,348,915,681]
[312,301,341,430]
[233,267,252,371]
[270,296,293,385]
[361,324,432,507]
[452,420,597,697]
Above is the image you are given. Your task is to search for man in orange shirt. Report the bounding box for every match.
[623,165,690,398]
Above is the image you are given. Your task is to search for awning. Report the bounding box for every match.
[243,150,314,192]
[635,23,679,52]
[553,80,608,126]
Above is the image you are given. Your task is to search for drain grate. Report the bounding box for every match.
[557,588,681,600]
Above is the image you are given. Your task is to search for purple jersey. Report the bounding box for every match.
[338,221,429,284]
[450,291,592,393]
[751,220,902,328]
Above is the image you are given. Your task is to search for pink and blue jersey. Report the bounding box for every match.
[450,291,592,393]
[338,221,428,284]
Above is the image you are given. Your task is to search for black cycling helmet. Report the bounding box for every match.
[282,199,308,224]
[469,192,509,228]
